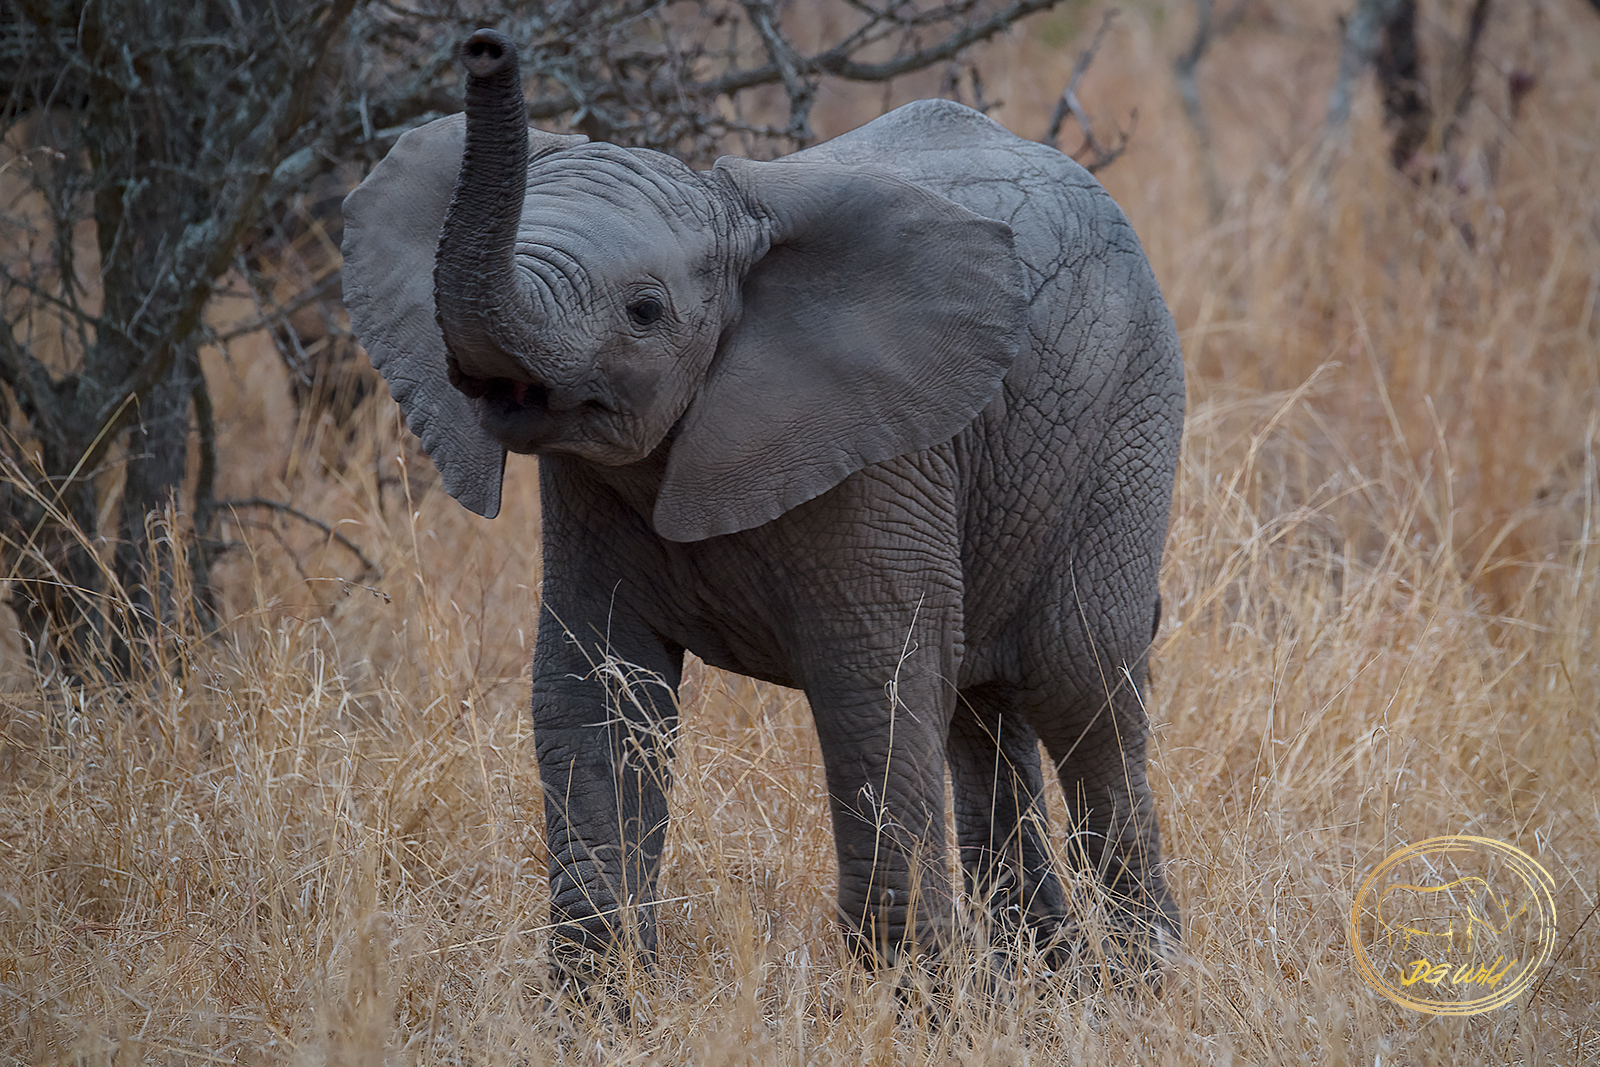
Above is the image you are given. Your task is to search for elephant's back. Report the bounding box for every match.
[797,102,1184,675]
[787,99,1082,196]
[792,99,1181,462]
[787,100,1109,267]
[789,101,1174,395]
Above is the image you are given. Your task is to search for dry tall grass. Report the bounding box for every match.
[2,2,1597,1063]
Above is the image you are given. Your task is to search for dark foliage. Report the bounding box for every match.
[0,0,1070,674]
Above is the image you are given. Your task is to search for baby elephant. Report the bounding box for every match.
[343,30,1183,986]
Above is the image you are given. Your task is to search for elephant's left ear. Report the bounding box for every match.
[653,156,1024,542]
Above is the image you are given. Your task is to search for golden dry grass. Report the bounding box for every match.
[2,2,1598,1063]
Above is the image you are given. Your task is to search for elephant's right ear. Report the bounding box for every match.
[340,114,584,518]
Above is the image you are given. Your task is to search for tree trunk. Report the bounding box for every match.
[1376,0,1431,174]
[1326,0,1404,132]
[4,477,104,678]
[111,344,198,664]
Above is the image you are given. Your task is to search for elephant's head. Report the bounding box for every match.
[342,30,1025,540]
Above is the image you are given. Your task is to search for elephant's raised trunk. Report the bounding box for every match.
[434,29,537,392]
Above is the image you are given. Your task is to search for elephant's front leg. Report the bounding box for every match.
[781,461,968,966]
[530,601,682,975]
[808,642,958,966]
[791,564,962,962]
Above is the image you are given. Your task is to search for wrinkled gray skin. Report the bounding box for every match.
[342,30,1183,983]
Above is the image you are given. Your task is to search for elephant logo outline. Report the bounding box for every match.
[1374,874,1531,955]
[1349,836,1557,1016]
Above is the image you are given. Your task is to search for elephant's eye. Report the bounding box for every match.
[627,298,664,326]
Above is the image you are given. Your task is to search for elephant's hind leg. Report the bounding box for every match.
[1026,664,1180,984]
[947,683,1067,949]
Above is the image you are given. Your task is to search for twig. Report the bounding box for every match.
[1174,0,1228,219]
[739,0,816,143]
[208,270,343,345]
[1045,10,1119,149]
[218,497,379,579]
[1524,890,1599,1008]
[1081,108,1137,173]
[511,0,1069,117]
[1440,0,1493,157]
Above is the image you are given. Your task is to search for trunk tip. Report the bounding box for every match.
[462,29,517,80]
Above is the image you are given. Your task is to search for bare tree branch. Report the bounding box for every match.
[219,497,379,580]
[1174,0,1223,218]
[1042,10,1134,173]
[0,314,66,460]
[189,366,219,629]
[477,1,1074,136]
[740,0,818,142]
[816,0,1065,82]
[1326,0,1404,132]
[1441,0,1493,156]
[1045,11,1117,147]
[88,0,361,449]
[1375,0,1431,173]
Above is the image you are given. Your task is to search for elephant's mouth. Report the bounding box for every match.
[475,375,549,412]
[456,372,620,455]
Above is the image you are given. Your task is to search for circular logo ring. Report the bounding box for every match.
[1349,835,1557,1015]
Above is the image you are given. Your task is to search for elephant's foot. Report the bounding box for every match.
[839,909,955,973]
[1039,905,1182,995]
[546,932,657,1025]
[834,840,957,971]
[543,896,662,1021]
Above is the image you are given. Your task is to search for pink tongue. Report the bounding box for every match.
[512,381,529,406]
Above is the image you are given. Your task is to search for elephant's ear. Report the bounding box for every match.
[340,114,584,518]
[653,157,1024,542]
